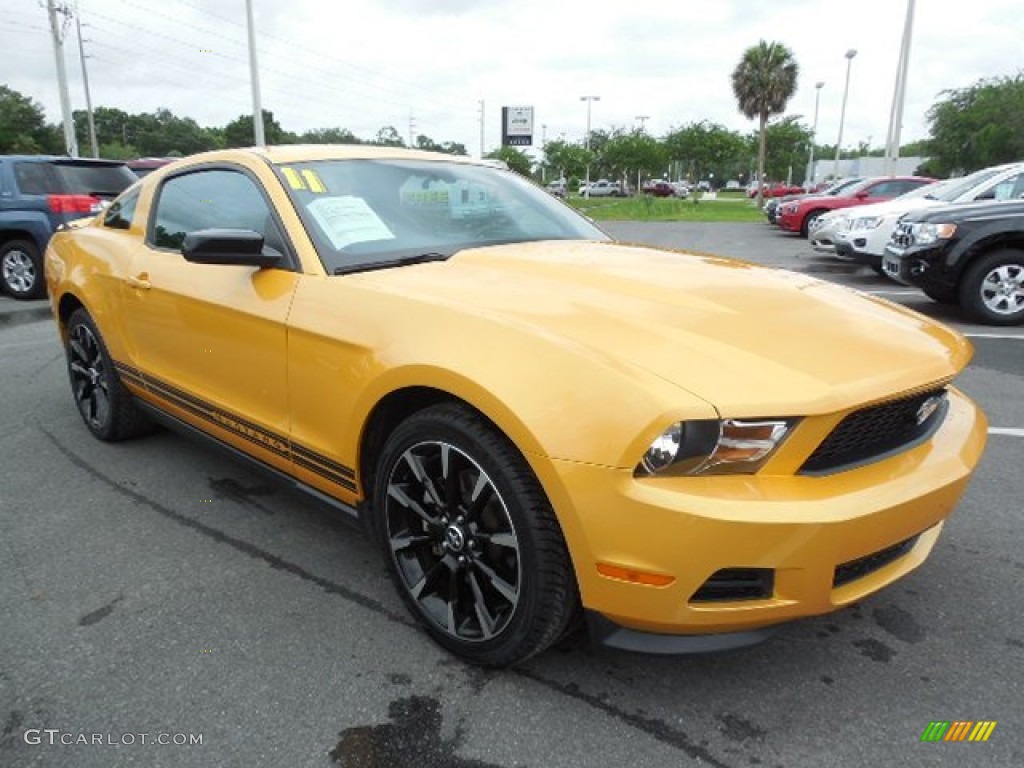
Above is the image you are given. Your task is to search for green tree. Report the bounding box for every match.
[542,139,593,184]
[757,116,814,183]
[373,125,405,147]
[0,85,61,153]
[222,110,290,148]
[925,73,1024,176]
[299,127,362,144]
[485,146,532,176]
[663,121,748,183]
[731,40,799,206]
[601,131,666,190]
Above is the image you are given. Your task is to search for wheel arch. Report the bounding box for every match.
[356,381,548,504]
[952,232,1024,272]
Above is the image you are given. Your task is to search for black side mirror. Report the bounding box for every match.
[181,229,282,268]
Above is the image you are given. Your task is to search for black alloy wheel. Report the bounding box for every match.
[65,308,154,441]
[375,403,578,667]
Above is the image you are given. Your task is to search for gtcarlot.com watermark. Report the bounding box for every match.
[24,729,203,746]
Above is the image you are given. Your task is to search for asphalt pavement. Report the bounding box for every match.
[1,223,1021,768]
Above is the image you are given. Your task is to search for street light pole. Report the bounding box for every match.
[806,81,824,188]
[580,95,599,197]
[833,49,857,181]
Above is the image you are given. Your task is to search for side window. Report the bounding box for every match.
[867,181,905,198]
[149,168,282,253]
[14,162,58,195]
[103,189,140,230]
[976,173,1024,201]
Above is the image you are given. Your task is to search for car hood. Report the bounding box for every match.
[355,241,970,416]
[846,197,940,220]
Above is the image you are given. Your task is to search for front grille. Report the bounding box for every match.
[800,387,948,475]
[833,535,919,588]
[690,568,774,603]
[890,221,914,249]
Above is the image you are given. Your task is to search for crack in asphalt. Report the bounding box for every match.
[40,425,739,767]
[40,426,410,626]
[514,672,735,768]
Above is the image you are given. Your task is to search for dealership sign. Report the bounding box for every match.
[501,106,534,146]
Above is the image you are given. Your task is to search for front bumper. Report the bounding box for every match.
[882,243,960,293]
[539,387,986,645]
[835,239,882,267]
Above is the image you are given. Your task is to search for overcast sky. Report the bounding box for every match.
[2,0,1020,158]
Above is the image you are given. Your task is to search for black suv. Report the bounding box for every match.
[0,155,137,299]
[883,199,1024,325]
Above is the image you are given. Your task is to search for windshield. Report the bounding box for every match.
[931,166,1008,202]
[278,159,608,274]
[824,177,863,195]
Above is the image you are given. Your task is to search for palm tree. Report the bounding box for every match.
[731,41,799,208]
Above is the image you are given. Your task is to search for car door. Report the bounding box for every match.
[122,164,299,471]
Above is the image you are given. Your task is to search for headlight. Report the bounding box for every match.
[835,217,852,232]
[913,222,957,245]
[637,418,795,476]
[784,203,799,214]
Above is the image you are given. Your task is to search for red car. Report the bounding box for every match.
[778,176,936,237]
[748,181,804,199]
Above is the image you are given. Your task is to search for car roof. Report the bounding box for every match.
[177,144,486,167]
[0,154,127,165]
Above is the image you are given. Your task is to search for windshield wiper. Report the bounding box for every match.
[333,252,450,276]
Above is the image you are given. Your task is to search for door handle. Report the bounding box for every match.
[125,273,151,290]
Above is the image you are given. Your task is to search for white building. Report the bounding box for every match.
[811,156,928,182]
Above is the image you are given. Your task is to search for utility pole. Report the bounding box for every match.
[46,0,78,157]
[74,4,98,158]
[245,0,265,146]
[884,0,916,175]
[540,124,547,182]
[635,115,650,131]
[478,100,485,159]
[408,114,416,147]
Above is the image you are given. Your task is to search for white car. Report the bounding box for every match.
[834,163,1024,270]
[580,179,624,197]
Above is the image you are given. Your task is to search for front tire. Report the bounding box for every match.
[374,403,578,667]
[65,308,155,441]
[800,210,825,238]
[1,239,45,300]
[958,248,1024,325]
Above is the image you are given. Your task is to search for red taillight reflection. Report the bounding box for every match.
[48,194,102,214]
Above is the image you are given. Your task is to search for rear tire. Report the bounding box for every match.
[1,239,45,300]
[958,248,1024,325]
[65,308,155,441]
[374,403,579,667]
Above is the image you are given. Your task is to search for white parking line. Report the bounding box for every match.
[989,428,1024,438]
[965,333,1024,340]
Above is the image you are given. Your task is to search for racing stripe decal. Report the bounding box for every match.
[112,361,357,491]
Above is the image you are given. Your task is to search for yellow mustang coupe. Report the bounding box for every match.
[45,145,987,666]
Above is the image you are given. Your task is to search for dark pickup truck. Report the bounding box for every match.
[1,155,137,299]
[882,199,1024,325]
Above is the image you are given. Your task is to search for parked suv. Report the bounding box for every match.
[0,155,137,299]
[883,199,1024,325]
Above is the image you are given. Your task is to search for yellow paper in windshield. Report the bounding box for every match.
[282,167,306,190]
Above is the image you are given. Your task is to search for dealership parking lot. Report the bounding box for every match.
[1,222,1021,768]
